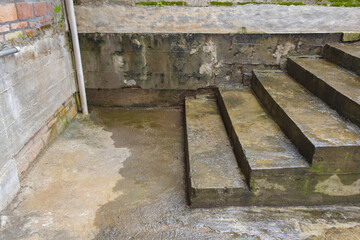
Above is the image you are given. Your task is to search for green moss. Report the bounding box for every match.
[136,1,158,5]
[237,1,275,5]
[162,1,187,5]
[344,2,360,6]
[330,2,343,6]
[310,165,325,173]
[304,179,310,194]
[278,1,304,5]
[328,0,360,7]
[210,1,233,6]
[135,1,187,5]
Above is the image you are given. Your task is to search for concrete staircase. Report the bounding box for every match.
[185,43,360,207]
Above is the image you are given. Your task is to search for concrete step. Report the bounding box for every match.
[217,88,309,187]
[184,95,249,207]
[287,56,360,126]
[323,43,360,76]
[252,70,360,173]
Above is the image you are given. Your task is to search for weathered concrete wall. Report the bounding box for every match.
[74,5,360,34]
[79,33,341,90]
[0,0,77,211]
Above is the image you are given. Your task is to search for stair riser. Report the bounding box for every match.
[191,172,360,207]
[323,44,360,76]
[251,73,316,163]
[287,58,360,127]
[313,146,360,174]
[189,188,251,208]
[249,172,360,206]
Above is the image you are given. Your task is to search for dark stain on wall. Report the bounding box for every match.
[79,33,342,90]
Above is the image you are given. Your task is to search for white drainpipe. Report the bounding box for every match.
[65,0,88,114]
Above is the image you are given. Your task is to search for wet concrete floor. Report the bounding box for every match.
[0,106,359,239]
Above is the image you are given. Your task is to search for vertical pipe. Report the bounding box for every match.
[65,0,88,114]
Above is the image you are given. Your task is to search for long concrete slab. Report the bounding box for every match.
[75,5,360,34]
[252,71,360,173]
[324,43,360,76]
[185,95,249,207]
[217,88,309,186]
[287,57,360,126]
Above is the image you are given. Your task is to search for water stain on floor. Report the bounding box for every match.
[0,106,359,240]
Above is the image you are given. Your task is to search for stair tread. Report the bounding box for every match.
[254,71,360,147]
[220,88,308,172]
[328,43,360,59]
[290,57,360,104]
[185,96,247,190]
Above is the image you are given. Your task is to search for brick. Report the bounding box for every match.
[66,103,77,120]
[60,105,69,117]
[54,105,65,117]
[0,24,9,33]
[10,21,28,30]
[29,22,37,28]
[16,3,34,20]
[0,4,17,23]
[34,2,47,17]
[40,16,53,24]
[25,29,34,36]
[5,31,23,41]
[16,138,44,176]
[48,3,54,14]
[47,116,58,128]
[0,35,4,42]
[44,16,53,22]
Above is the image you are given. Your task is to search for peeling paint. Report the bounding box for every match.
[199,63,212,75]
[273,42,295,65]
[124,79,137,87]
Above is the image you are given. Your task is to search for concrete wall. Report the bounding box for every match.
[0,0,77,211]
[79,33,342,90]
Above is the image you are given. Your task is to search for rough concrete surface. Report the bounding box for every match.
[0,107,359,239]
[79,33,340,89]
[75,5,360,34]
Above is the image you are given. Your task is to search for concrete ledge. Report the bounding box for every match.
[0,159,20,212]
[14,94,78,178]
[75,5,360,34]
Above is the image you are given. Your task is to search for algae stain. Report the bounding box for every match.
[310,164,325,173]
[304,179,309,194]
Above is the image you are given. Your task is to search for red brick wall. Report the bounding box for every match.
[0,1,61,43]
